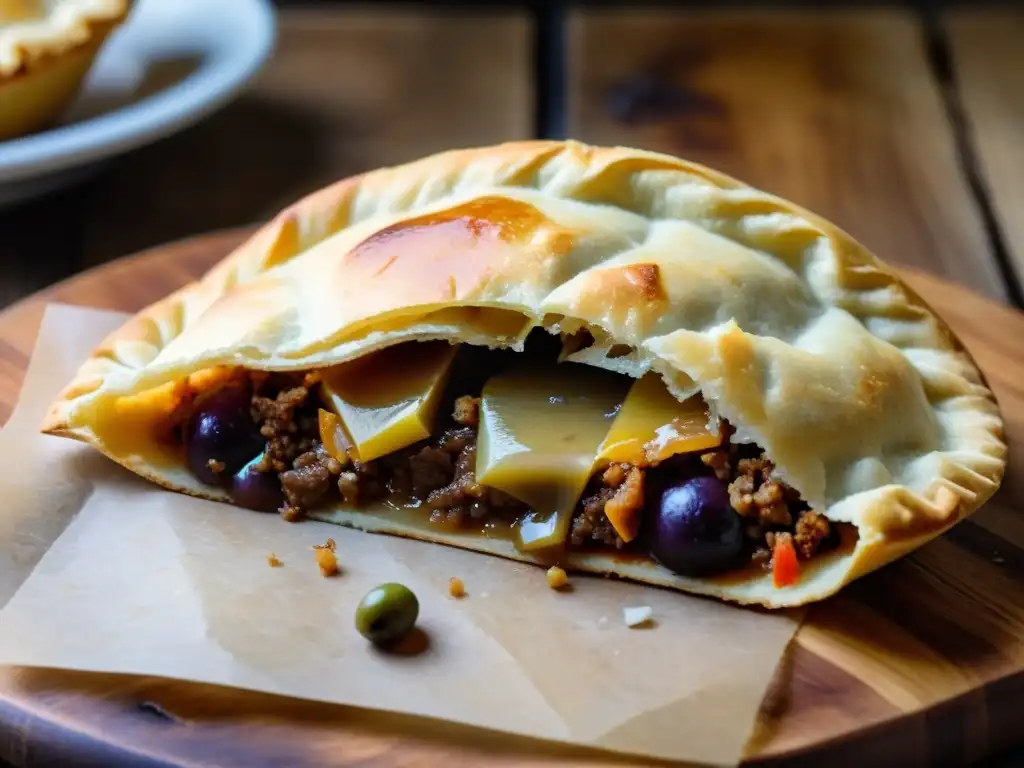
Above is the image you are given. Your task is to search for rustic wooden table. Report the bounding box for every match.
[0,4,1022,767]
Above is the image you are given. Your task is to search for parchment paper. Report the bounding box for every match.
[0,304,803,766]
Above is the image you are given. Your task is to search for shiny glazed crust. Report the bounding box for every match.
[41,140,1007,608]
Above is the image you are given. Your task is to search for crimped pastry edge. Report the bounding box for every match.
[0,0,132,78]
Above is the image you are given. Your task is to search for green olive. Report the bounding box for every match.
[355,583,419,644]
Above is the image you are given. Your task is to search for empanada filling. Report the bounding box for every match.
[170,332,849,586]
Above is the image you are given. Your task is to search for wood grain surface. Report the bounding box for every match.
[0,8,531,306]
[568,8,1008,302]
[0,229,1023,768]
[945,9,1024,287]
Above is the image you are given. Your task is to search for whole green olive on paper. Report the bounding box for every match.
[355,583,419,644]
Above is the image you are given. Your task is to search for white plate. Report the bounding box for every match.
[0,0,276,207]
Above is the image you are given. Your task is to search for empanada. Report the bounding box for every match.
[42,141,1006,607]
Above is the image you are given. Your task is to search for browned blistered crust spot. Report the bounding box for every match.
[857,368,887,407]
[343,196,574,305]
[622,263,666,301]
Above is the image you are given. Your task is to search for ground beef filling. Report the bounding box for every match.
[248,376,340,521]
[223,373,834,567]
[701,443,834,562]
[571,464,645,549]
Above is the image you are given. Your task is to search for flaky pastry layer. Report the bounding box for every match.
[0,0,130,77]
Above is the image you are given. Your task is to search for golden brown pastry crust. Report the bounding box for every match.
[0,0,132,139]
[41,140,1007,607]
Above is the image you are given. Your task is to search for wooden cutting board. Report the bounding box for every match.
[0,230,1021,768]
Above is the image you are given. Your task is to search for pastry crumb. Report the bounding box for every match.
[314,548,338,576]
[623,606,653,628]
[312,538,338,576]
[448,576,466,598]
[280,504,304,522]
[546,566,568,590]
[267,552,283,568]
[207,458,225,474]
